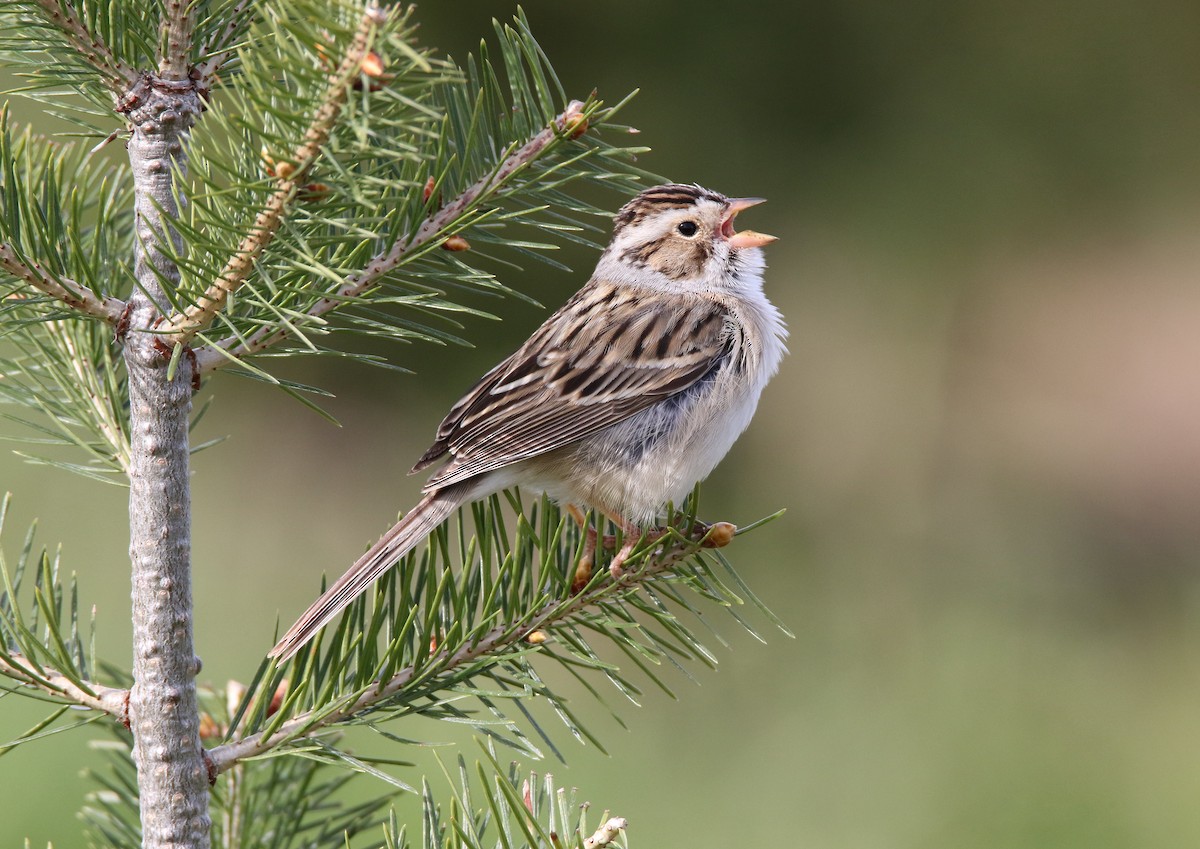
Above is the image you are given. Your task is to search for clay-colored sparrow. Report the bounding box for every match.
[270,183,787,660]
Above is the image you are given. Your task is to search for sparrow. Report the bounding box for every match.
[269,183,787,660]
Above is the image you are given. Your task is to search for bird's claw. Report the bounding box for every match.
[574,515,734,590]
[572,526,598,593]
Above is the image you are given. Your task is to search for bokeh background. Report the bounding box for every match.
[5,0,1200,845]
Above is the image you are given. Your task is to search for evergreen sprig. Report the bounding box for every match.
[0,107,131,320]
[180,9,652,379]
[0,493,129,734]
[209,491,786,775]
[0,107,134,476]
[82,731,396,849]
[402,746,630,849]
[0,0,145,115]
[83,732,631,849]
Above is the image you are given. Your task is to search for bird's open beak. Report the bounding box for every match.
[721,197,777,249]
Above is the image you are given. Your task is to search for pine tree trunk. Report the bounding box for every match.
[124,81,211,849]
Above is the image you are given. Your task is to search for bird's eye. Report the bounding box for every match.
[676,221,698,237]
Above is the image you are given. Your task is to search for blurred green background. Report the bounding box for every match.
[5,0,1200,845]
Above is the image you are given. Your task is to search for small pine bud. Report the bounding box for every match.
[442,235,470,251]
[198,712,223,741]
[353,53,392,92]
[267,680,288,716]
[563,113,588,139]
[572,555,592,594]
[701,521,736,548]
[274,160,296,180]
[260,146,276,177]
[361,51,385,78]
[314,41,333,70]
[560,100,588,139]
[299,182,331,201]
[422,175,436,203]
[526,629,548,645]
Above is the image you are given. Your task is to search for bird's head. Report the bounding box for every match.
[603,183,776,291]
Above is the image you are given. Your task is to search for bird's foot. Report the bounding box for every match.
[608,536,636,579]
[572,526,599,594]
[579,515,736,585]
[608,526,672,578]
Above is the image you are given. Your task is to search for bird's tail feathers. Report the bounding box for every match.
[269,488,464,661]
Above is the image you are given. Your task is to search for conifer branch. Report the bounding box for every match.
[0,650,130,721]
[27,0,140,93]
[195,0,253,84]
[159,4,388,346]
[158,0,196,80]
[191,98,591,374]
[0,243,127,323]
[206,522,732,775]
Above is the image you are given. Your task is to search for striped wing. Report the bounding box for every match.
[412,281,731,490]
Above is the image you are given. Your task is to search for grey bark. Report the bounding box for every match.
[123,79,211,849]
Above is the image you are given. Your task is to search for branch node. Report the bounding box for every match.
[202,748,218,786]
[0,243,127,324]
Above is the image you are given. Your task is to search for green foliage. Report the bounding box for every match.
[178,4,651,378]
[0,0,149,121]
[0,109,134,477]
[0,93,116,484]
[0,109,133,299]
[0,314,131,481]
[2,485,778,848]
[82,732,396,849]
[406,748,630,849]
[83,732,632,849]
[0,493,110,753]
[216,491,786,767]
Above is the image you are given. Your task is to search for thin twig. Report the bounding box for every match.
[0,243,127,323]
[30,0,140,93]
[206,525,722,774]
[585,817,628,849]
[194,0,254,85]
[191,98,589,374]
[0,650,130,722]
[158,5,388,346]
[158,0,196,80]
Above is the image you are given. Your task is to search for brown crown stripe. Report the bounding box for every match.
[638,184,725,204]
[613,184,728,230]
